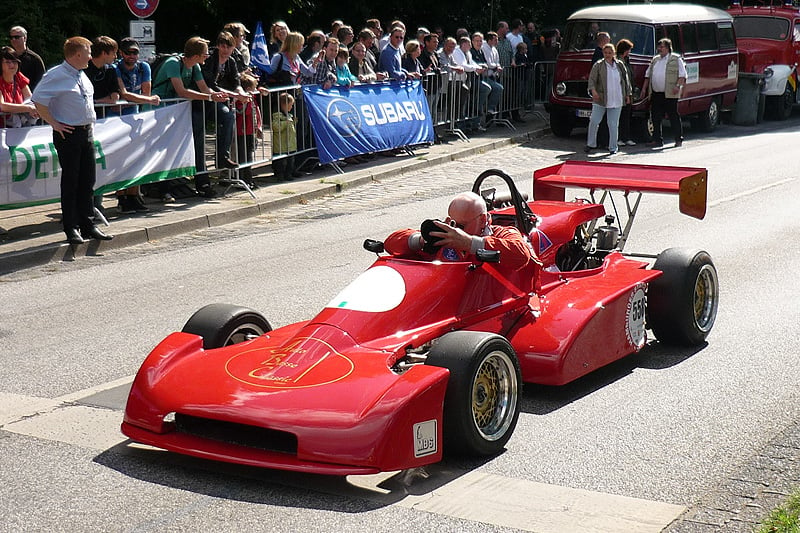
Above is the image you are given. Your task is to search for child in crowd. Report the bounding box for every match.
[514,42,530,67]
[235,73,262,188]
[334,49,358,87]
[271,92,298,180]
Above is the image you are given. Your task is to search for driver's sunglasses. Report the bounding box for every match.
[451,212,482,230]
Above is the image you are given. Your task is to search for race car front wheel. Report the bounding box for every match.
[182,303,272,349]
[647,248,719,346]
[426,332,522,456]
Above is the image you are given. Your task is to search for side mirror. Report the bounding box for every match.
[476,249,500,263]
[363,239,385,254]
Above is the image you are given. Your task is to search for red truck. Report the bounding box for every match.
[728,0,800,120]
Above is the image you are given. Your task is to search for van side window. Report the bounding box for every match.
[662,24,682,54]
[697,22,719,52]
[681,23,699,53]
[794,21,800,42]
[718,22,736,50]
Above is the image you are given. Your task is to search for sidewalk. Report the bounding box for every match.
[0,116,550,275]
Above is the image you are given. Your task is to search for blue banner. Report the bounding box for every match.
[250,21,271,74]
[302,81,434,164]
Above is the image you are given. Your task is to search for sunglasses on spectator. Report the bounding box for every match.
[9,35,23,40]
[122,50,139,55]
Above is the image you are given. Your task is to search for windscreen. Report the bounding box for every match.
[563,20,656,55]
[733,16,790,40]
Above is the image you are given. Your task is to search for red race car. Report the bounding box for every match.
[122,161,719,475]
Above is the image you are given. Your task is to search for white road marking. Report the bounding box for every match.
[708,177,795,208]
[2,386,685,532]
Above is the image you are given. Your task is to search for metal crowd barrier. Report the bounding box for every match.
[86,63,559,197]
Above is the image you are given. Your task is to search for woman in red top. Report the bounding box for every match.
[0,46,37,127]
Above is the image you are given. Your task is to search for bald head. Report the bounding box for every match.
[447,192,489,235]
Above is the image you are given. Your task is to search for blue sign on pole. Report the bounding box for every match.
[302,81,434,164]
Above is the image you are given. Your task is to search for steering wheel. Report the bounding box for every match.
[471,169,537,234]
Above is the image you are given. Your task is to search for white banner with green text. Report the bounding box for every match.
[0,101,195,210]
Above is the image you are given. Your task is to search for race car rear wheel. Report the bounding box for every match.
[182,303,272,349]
[647,248,719,346]
[426,332,522,456]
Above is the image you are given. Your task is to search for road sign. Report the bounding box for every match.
[125,0,159,18]
[130,20,155,43]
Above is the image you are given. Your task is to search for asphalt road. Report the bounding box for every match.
[1,115,799,532]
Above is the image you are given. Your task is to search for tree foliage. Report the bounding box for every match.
[1,0,730,67]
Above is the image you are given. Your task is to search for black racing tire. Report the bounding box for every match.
[692,97,720,133]
[426,331,522,456]
[182,303,272,349]
[766,84,795,121]
[647,248,719,346]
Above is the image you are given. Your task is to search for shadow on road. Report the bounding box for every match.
[520,340,707,415]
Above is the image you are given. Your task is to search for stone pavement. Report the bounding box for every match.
[0,116,550,275]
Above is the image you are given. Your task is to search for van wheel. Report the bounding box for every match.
[632,116,653,142]
[549,109,575,137]
[692,98,720,132]
[766,84,795,121]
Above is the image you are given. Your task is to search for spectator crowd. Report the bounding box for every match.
[2,17,561,238]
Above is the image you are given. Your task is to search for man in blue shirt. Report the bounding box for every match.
[113,37,161,213]
[379,27,409,80]
[32,36,113,244]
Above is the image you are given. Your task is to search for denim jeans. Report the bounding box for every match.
[587,104,622,152]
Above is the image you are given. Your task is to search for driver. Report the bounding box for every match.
[384,192,533,270]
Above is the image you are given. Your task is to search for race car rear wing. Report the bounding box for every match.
[533,161,708,220]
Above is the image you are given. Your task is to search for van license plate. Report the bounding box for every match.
[576,109,592,118]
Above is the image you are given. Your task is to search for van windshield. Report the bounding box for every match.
[733,16,790,40]
[564,20,656,55]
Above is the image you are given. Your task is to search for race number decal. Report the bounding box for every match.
[413,420,437,458]
[626,284,647,349]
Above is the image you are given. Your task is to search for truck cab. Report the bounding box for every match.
[729,0,800,120]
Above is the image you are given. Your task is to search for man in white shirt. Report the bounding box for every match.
[641,38,687,147]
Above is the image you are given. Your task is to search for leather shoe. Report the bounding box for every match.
[82,226,114,241]
[218,158,238,169]
[66,228,85,245]
[675,139,683,147]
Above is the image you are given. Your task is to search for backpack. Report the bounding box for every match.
[149,53,181,90]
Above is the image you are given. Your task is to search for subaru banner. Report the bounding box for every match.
[302,81,434,164]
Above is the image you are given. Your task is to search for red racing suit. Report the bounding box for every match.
[384,225,533,271]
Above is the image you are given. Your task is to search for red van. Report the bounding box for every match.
[548,4,739,140]
[728,0,800,120]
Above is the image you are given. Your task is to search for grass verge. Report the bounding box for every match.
[759,489,800,532]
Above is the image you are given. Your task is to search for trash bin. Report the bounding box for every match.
[732,73,765,126]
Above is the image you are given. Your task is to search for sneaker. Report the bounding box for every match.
[162,193,176,203]
[608,149,618,155]
[675,139,683,147]
[117,196,136,214]
[625,140,637,146]
[131,196,149,212]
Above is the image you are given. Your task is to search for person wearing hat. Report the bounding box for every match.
[0,46,38,127]
[223,22,251,74]
[113,37,161,214]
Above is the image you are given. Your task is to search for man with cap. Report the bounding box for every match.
[8,25,45,90]
[32,36,114,245]
[113,37,161,214]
